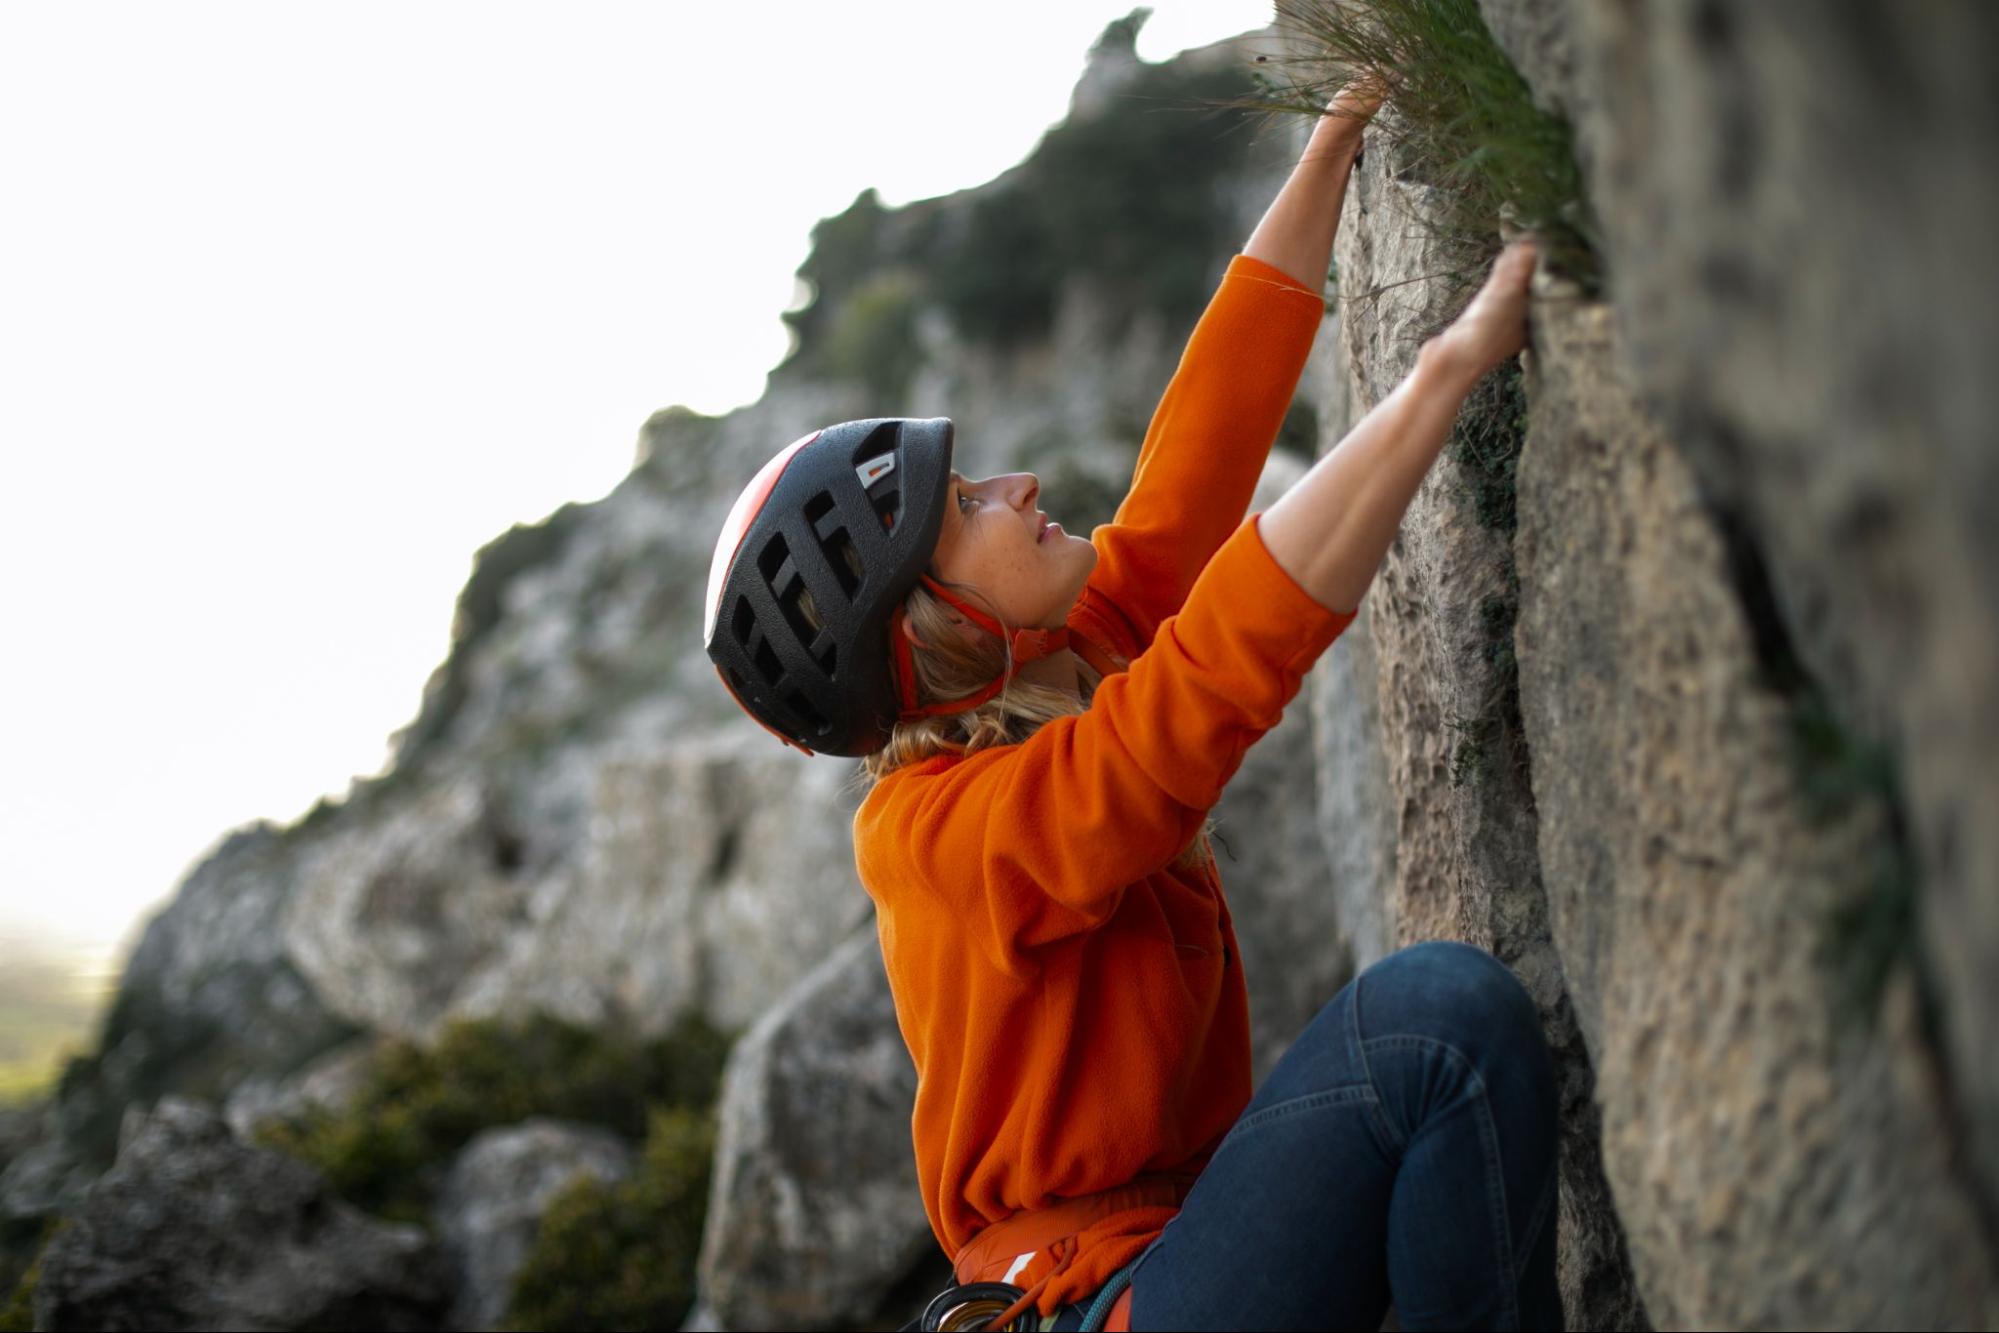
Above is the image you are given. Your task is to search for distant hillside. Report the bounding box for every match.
[0,941,113,1106]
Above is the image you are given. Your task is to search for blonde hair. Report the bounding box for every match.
[854,577,1215,876]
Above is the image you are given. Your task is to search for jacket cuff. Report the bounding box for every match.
[1224,252,1327,307]
[1236,512,1360,668]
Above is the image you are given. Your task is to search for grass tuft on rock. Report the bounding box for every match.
[1251,0,1602,308]
[253,1011,730,1226]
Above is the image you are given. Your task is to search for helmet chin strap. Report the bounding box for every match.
[890,574,1072,721]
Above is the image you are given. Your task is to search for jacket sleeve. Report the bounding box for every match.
[861,515,1358,969]
[1070,253,1327,662]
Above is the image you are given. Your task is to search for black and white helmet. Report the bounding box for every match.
[703,417,954,756]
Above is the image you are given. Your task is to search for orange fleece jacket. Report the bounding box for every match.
[852,253,1359,1314]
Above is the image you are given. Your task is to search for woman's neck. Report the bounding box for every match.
[1015,646,1084,699]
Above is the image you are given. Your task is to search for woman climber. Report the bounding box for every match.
[702,78,1561,1332]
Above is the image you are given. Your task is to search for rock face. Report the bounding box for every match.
[1549,0,1999,1217]
[434,1119,638,1332]
[1514,287,1999,1329]
[32,1097,444,1331]
[1320,104,1646,1331]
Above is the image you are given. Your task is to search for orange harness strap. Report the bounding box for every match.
[951,1177,1187,1328]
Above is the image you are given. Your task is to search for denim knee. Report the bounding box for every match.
[1357,940,1545,1067]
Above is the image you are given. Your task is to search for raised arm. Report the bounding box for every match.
[861,515,1359,969]
[1260,239,1539,615]
[1073,85,1384,658]
[1242,80,1383,289]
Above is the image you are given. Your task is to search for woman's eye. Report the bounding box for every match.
[958,491,975,513]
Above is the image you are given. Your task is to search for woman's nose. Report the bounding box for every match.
[1003,473,1039,509]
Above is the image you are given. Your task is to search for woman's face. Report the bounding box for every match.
[928,470,1098,630]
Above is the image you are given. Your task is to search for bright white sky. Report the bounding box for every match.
[0,1,1276,974]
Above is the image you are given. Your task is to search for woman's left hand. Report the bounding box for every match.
[1324,75,1389,139]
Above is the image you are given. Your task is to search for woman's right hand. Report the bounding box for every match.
[1436,239,1538,382]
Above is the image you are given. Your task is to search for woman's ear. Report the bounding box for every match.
[899,616,929,649]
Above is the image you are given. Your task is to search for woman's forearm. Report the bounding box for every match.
[1242,108,1367,290]
[1259,338,1481,615]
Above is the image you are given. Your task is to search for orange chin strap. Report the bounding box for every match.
[890,574,1072,722]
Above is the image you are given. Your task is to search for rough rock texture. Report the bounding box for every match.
[56,824,364,1173]
[697,930,929,1331]
[1556,0,1999,1215]
[434,1118,638,1332]
[32,1096,444,1331]
[1325,111,1646,1330]
[1513,287,1999,1329]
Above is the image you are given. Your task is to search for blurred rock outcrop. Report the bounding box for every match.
[434,1119,638,1332]
[31,1097,443,1331]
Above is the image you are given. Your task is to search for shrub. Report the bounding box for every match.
[822,270,926,403]
[930,29,1262,346]
[783,12,1270,371]
[502,1105,716,1332]
[254,1011,730,1226]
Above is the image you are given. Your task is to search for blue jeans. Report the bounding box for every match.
[1050,940,1563,1331]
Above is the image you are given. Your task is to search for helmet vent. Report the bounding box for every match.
[751,636,783,687]
[871,487,900,530]
[785,689,830,738]
[757,533,795,590]
[730,596,755,647]
[804,490,836,531]
[821,527,862,598]
[777,582,821,660]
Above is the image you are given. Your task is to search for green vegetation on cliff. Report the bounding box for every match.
[503,1105,716,1331]
[254,1010,729,1226]
[780,12,1268,396]
[1258,0,1602,304]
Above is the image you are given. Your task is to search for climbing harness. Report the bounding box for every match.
[903,1223,1167,1327]
[905,1245,1149,1331]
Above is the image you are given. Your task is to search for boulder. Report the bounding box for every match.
[434,1118,639,1331]
[32,1096,444,1331]
[697,929,930,1331]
